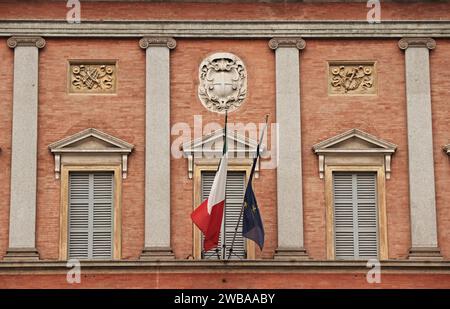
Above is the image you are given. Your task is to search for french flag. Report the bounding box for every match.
[191,153,228,252]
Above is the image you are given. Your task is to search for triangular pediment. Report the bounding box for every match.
[181,128,264,157]
[313,129,397,154]
[49,128,134,153]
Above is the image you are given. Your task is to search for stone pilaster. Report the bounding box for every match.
[269,38,308,260]
[139,37,176,260]
[398,38,442,260]
[4,36,45,260]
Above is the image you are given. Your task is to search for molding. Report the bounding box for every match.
[181,128,264,179]
[312,128,397,179]
[324,165,388,261]
[192,162,256,260]
[0,260,449,274]
[139,37,176,49]
[269,37,306,50]
[49,128,134,179]
[409,247,443,261]
[398,37,436,50]
[7,36,45,48]
[3,248,39,261]
[59,165,122,261]
[1,20,450,38]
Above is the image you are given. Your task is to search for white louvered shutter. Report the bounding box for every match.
[201,171,246,259]
[333,172,378,260]
[69,172,114,260]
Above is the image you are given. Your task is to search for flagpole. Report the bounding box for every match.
[227,115,269,260]
[221,110,228,260]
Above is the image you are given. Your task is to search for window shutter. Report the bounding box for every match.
[201,171,246,259]
[92,173,114,259]
[68,172,113,260]
[356,173,378,259]
[68,173,90,259]
[333,172,378,260]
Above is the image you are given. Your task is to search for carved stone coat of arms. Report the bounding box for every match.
[198,52,247,113]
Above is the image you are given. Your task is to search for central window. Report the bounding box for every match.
[200,171,246,260]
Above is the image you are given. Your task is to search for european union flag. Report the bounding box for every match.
[242,155,265,250]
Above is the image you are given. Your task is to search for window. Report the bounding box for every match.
[49,128,133,260]
[333,172,378,260]
[313,129,394,260]
[201,171,246,259]
[68,172,114,260]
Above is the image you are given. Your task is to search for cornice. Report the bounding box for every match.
[0,20,449,38]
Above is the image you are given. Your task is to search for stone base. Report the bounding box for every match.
[140,247,175,260]
[274,248,309,260]
[408,247,443,260]
[3,248,40,261]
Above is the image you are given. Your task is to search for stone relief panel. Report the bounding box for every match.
[198,52,247,113]
[69,61,116,94]
[328,62,376,95]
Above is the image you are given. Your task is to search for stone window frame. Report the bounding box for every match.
[48,128,134,261]
[181,128,264,260]
[313,129,397,261]
[59,165,122,260]
[192,160,256,260]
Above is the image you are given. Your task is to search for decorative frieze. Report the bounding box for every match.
[328,62,376,95]
[69,62,116,93]
[198,52,247,114]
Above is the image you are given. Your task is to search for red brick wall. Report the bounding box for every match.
[301,39,410,259]
[37,39,146,260]
[0,40,13,259]
[431,39,450,259]
[0,1,450,21]
[170,39,276,259]
[0,272,449,288]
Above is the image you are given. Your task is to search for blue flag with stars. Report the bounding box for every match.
[242,145,265,250]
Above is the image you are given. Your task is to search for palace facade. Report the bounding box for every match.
[0,0,449,288]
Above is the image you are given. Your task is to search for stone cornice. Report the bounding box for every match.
[398,37,436,50]
[139,37,176,49]
[0,260,449,274]
[7,36,46,49]
[269,37,306,50]
[0,20,449,38]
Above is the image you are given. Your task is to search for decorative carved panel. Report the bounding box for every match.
[198,52,247,114]
[328,62,376,95]
[69,61,117,93]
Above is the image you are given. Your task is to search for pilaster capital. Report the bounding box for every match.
[398,37,436,50]
[269,37,306,50]
[139,37,176,50]
[7,36,46,49]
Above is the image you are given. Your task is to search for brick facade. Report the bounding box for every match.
[0,1,449,288]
